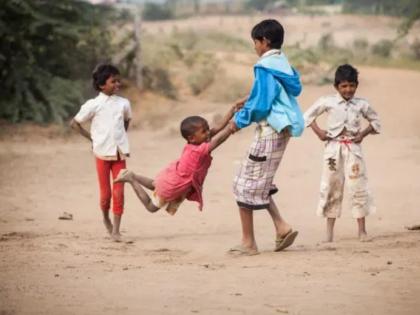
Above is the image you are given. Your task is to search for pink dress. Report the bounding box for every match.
[154,142,212,210]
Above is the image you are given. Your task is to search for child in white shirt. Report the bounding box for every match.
[304,64,381,242]
[70,64,132,242]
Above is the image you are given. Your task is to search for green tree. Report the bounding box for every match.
[0,0,116,123]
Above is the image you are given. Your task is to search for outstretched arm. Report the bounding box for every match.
[209,123,233,152]
[70,119,92,142]
[210,99,246,137]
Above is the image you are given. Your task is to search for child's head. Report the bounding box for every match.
[334,64,359,101]
[92,64,121,95]
[251,19,284,57]
[180,116,210,144]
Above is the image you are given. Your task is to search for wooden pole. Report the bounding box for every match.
[134,5,143,90]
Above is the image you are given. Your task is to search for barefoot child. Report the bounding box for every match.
[70,64,132,242]
[304,64,381,242]
[114,104,241,214]
[230,19,305,255]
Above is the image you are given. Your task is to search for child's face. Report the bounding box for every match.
[335,80,358,101]
[100,74,121,95]
[253,38,271,57]
[189,122,210,144]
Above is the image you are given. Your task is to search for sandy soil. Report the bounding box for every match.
[1,63,420,315]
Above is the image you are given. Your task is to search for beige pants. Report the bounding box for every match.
[317,140,375,219]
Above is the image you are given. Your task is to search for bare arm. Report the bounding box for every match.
[70,119,92,142]
[209,123,233,152]
[210,98,246,137]
[353,124,374,143]
[124,119,130,131]
[309,120,330,141]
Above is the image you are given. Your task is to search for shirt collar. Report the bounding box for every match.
[98,92,113,101]
[260,49,282,59]
[336,93,355,105]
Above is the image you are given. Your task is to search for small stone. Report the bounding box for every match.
[387,261,392,265]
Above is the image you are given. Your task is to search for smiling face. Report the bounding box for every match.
[100,74,121,96]
[188,121,210,144]
[335,80,358,101]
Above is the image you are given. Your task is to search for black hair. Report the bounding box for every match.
[251,19,284,49]
[92,64,120,91]
[180,116,208,141]
[334,64,359,86]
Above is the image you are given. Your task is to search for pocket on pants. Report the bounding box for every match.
[243,154,267,179]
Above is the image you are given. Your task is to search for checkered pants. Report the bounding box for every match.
[233,125,289,210]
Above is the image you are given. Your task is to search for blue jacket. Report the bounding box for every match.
[234,53,304,137]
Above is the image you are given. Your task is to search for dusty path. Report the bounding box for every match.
[1,67,420,315]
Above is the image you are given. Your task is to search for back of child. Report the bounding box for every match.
[70,64,132,242]
[304,64,381,242]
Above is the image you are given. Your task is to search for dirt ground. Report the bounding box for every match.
[1,64,420,315]
[1,12,420,315]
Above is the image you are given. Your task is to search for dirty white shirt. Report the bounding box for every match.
[304,93,381,138]
[74,92,132,158]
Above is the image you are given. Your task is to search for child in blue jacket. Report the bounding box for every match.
[229,19,304,255]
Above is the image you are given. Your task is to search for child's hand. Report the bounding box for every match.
[229,120,239,134]
[234,95,248,108]
[353,133,364,143]
[317,130,331,142]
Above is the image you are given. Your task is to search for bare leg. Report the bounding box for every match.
[357,217,371,241]
[132,173,155,191]
[325,218,336,242]
[238,207,258,251]
[102,210,113,235]
[111,214,122,242]
[128,180,159,213]
[267,197,292,237]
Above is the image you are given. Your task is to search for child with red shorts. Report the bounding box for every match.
[70,64,132,242]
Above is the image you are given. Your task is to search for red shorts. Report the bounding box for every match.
[95,157,126,215]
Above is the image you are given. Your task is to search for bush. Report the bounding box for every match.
[410,38,420,60]
[142,3,173,21]
[142,66,177,99]
[318,33,335,51]
[353,38,369,51]
[187,61,218,95]
[371,39,393,57]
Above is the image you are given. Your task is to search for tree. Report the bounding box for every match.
[0,0,116,123]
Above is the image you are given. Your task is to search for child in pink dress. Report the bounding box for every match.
[114,104,241,215]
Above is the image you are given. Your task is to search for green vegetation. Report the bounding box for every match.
[0,0,120,123]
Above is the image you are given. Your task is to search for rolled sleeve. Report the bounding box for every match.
[74,100,96,123]
[362,102,381,134]
[304,97,327,127]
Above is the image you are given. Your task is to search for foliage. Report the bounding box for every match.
[343,0,420,16]
[245,0,276,11]
[0,0,117,123]
[371,39,393,57]
[142,3,174,21]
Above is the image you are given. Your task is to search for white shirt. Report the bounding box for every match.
[74,92,132,157]
[304,93,381,138]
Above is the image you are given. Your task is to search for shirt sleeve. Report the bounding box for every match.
[74,100,96,123]
[303,97,327,127]
[361,101,381,134]
[234,67,279,129]
[123,100,132,121]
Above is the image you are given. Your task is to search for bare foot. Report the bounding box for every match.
[359,232,372,242]
[111,233,122,242]
[103,218,113,235]
[114,169,133,183]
